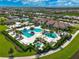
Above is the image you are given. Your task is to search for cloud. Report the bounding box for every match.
[0,0,79,7]
[21,0,47,5]
[5,0,20,2]
[22,0,49,2]
[7,0,11,1]
[13,0,20,2]
[71,0,79,3]
[56,0,74,7]
[19,0,79,7]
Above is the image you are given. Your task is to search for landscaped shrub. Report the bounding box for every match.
[52,35,72,50]
[1,30,72,53]
[0,22,15,25]
[15,45,23,52]
[1,31,27,51]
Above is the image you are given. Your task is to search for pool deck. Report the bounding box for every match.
[8,25,60,45]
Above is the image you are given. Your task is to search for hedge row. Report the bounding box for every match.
[52,35,72,50]
[1,31,27,51]
[1,30,72,53]
[0,22,15,25]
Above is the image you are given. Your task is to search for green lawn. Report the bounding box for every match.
[41,33,79,59]
[0,25,79,59]
[0,25,8,31]
[74,24,79,29]
[60,13,79,16]
[67,24,79,34]
[71,24,79,34]
[0,25,36,57]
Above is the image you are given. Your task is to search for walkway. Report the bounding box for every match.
[0,30,79,59]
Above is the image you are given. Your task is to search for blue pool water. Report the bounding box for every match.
[21,28,42,38]
[21,30,34,38]
[26,28,42,32]
[21,28,57,38]
[34,28,42,32]
[35,43,41,47]
[45,33,57,38]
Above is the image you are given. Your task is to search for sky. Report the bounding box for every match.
[0,0,79,7]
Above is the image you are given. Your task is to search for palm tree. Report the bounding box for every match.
[30,27,34,30]
[26,43,35,52]
[0,17,7,23]
[16,30,22,34]
[50,29,54,33]
[8,48,14,59]
[8,48,14,54]
[41,23,47,29]
[43,43,52,51]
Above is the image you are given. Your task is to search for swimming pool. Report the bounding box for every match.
[21,28,42,38]
[21,28,57,38]
[45,33,57,38]
[21,30,34,38]
[35,43,41,47]
[34,28,42,32]
[35,42,44,48]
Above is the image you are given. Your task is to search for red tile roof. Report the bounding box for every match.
[33,18,70,29]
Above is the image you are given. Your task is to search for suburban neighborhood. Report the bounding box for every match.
[0,0,79,59]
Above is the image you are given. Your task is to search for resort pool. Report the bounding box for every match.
[34,28,42,32]
[35,43,41,47]
[21,28,42,38]
[45,33,57,38]
[35,42,44,48]
[21,30,34,38]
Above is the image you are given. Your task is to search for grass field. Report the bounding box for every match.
[60,13,79,16]
[0,25,36,57]
[41,33,79,59]
[71,24,79,34]
[0,25,8,31]
[0,24,79,59]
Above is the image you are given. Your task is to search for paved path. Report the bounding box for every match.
[0,30,79,59]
